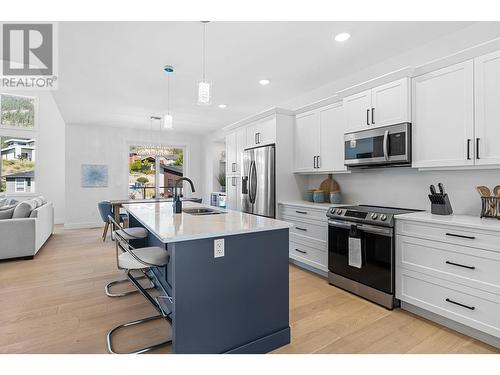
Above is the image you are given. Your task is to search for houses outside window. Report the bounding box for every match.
[0,94,36,129]
[0,137,36,194]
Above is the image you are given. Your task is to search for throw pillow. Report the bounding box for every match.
[33,197,44,207]
[0,198,6,207]
[39,196,47,205]
[0,206,15,220]
[12,200,37,219]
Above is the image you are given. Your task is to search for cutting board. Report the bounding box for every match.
[318,175,340,202]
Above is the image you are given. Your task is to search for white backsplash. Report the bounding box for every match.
[307,168,500,216]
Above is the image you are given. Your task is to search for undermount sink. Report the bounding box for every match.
[182,207,226,215]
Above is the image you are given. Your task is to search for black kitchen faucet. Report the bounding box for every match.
[173,177,196,213]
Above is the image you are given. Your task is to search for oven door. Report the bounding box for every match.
[328,219,394,294]
[344,122,411,167]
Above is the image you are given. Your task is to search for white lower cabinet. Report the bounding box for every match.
[396,214,500,342]
[226,176,240,210]
[278,203,329,273]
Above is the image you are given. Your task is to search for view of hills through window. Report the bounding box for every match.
[0,94,35,128]
[0,137,36,193]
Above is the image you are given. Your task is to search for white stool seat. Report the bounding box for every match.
[118,246,168,270]
[115,227,148,240]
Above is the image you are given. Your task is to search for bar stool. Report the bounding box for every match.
[106,215,172,354]
[104,223,155,297]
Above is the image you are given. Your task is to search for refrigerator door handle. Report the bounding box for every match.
[249,160,257,203]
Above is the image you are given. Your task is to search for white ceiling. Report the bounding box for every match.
[54,21,475,135]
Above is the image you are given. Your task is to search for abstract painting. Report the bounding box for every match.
[81,164,108,187]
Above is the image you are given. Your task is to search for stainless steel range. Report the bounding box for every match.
[326,205,418,309]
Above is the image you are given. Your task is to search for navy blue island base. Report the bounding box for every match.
[128,214,291,354]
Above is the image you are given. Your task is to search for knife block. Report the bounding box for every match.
[428,193,453,215]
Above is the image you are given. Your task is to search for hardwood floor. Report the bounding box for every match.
[0,226,497,354]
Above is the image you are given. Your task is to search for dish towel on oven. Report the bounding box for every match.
[348,236,362,268]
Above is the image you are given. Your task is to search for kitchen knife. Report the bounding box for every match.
[430,185,437,195]
[438,183,445,195]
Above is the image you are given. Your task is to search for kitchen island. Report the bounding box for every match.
[122,201,292,354]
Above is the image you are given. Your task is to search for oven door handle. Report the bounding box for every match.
[328,219,393,237]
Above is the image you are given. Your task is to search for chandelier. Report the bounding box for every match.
[136,116,173,158]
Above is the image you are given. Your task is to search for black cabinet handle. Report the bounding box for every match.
[317,155,321,169]
[232,177,237,186]
[313,156,317,168]
[445,261,475,270]
[366,109,370,126]
[446,233,476,240]
[476,138,480,159]
[371,108,375,124]
[445,298,475,311]
[295,210,307,215]
[232,162,236,172]
[467,139,471,160]
[295,226,307,232]
[255,133,258,144]
[295,248,307,254]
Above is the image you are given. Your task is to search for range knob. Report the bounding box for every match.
[336,209,343,215]
[371,213,378,220]
[380,214,387,221]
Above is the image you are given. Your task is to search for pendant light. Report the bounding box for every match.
[163,64,174,129]
[197,21,211,105]
[136,116,172,158]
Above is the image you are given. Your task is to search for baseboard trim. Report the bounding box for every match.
[288,258,327,278]
[64,222,102,230]
[401,301,500,349]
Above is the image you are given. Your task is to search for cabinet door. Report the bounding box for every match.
[294,111,320,172]
[475,50,500,166]
[225,132,237,175]
[412,61,474,168]
[226,176,240,210]
[318,103,347,172]
[235,128,247,174]
[343,89,372,131]
[246,117,276,148]
[371,78,410,127]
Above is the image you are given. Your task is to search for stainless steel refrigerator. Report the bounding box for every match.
[241,145,276,218]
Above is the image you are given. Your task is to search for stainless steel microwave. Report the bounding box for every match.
[344,123,411,168]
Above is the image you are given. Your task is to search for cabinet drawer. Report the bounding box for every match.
[398,270,500,338]
[279,205,328,222]
[289,240,327,271]
[397,235,500,295]
[283,215,327,243]
[396,220,500,253]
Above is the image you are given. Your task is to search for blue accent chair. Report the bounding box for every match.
[97,201,127,241]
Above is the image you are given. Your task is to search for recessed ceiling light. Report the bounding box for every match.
[259,79,270,86]
[218,104,227,109]
[334,32,350,42]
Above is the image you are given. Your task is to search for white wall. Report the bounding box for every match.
[1,91,66,223]
[65,123,203,228]
[201,140,225,204]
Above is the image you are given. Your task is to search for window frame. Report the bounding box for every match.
[0,132,37,196]
[15,178,27,193]
[0,93,39,131]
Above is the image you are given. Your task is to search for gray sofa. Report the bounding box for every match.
[0,197,54,260]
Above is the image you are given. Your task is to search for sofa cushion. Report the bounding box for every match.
[12,200,37,219]
[33,197,44,207]
[0,198,6,207]
[0,206,15,220]
[0,203,18,212]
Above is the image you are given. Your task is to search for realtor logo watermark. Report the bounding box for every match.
[0,22,58,89]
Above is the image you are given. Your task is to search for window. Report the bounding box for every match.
[0,94,36,129]
[0,136,36,194]
[15,178,26,192]
[128,146,184,199]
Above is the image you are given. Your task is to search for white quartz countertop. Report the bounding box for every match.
[122,201,293,243]
[395,211,500,232]
[278,201,350,211]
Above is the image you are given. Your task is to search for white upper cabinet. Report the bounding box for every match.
[370,78,410,127]
[225,128,246,175]
[474,50,500,166]
[293,103,347,173]
[412,60,474,168]
[343,78,410,131]
[246,117,276,148]
[294,111,320,172]
[343,89,372,130]
[318,103,347,172]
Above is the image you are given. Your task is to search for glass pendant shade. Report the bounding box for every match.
[163,114,173,129]
[197,80,211,105]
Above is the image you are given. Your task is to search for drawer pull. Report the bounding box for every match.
[295,210,308,215]
[445,260,475,270]
[445,233,476,240]
[294,248,307,254]
[445,298,475,311]
[295,226,308,232]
